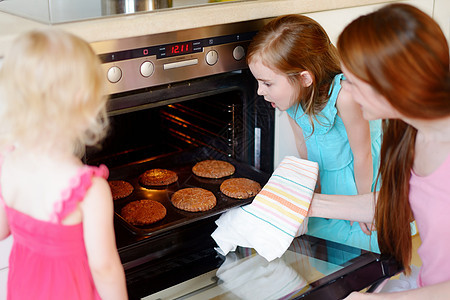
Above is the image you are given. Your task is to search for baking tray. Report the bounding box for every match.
[108,147,270,236]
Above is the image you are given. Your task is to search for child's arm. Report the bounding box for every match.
[337,88,373,194]
[337,86,375,234]
[288,115,323,191]
[82,177,128,300]
[310,192,376,224]
[288,115,308,159]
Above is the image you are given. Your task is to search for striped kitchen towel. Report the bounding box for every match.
[212,156,319,262]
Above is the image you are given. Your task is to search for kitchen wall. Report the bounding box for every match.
[434,0,450,40]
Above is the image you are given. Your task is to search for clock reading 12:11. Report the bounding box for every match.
[166,41,194,57]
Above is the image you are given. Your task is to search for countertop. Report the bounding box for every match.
[0,0,395,58]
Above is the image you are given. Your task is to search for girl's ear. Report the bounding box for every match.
[300,71,313,87]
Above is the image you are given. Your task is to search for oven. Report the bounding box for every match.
[87,18,275,299]
[87,19,401,299]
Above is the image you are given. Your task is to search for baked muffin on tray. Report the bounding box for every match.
[192,160,235,179]
[108,180,134,200]
[220,178,261,199]
[120,199,167,226]
[171,188,217,212]
[139,168,178,186]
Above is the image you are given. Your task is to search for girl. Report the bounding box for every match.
[247,14,382,252]
[0,29,128,299]
[336,3,450,298]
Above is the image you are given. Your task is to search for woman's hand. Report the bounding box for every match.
[357,221,375,235]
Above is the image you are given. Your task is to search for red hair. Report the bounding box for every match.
[247,14,341,126]
[338,4,450,273]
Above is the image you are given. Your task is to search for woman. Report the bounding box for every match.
[312,3,450,298]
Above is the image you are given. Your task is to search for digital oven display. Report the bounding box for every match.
[98,31,258,63]
[165,42,194,57]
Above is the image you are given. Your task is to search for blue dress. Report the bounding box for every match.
[287,73,382,253]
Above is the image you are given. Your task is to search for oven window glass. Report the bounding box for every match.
[86,91,247,168]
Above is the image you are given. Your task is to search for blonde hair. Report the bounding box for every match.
[0,28,109,156]
[247,14,341,125]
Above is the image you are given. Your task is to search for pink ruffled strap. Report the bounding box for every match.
[52,164,109,223]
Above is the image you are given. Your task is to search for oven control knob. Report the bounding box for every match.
[107,66,122,83]
[205,50,218,66]
[140,61,154,77]
[233,45,245,61]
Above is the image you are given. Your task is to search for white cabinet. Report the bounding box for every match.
[0,236,12,300]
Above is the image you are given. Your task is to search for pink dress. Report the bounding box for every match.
[409,153,450,287]
[0,162,109,300]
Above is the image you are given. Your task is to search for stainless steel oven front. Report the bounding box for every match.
[87,19,275,299]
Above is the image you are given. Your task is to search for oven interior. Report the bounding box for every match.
[84,70,275,298]
[86,71,273,171]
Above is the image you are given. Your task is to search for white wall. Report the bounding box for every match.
[434,0,450,41]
